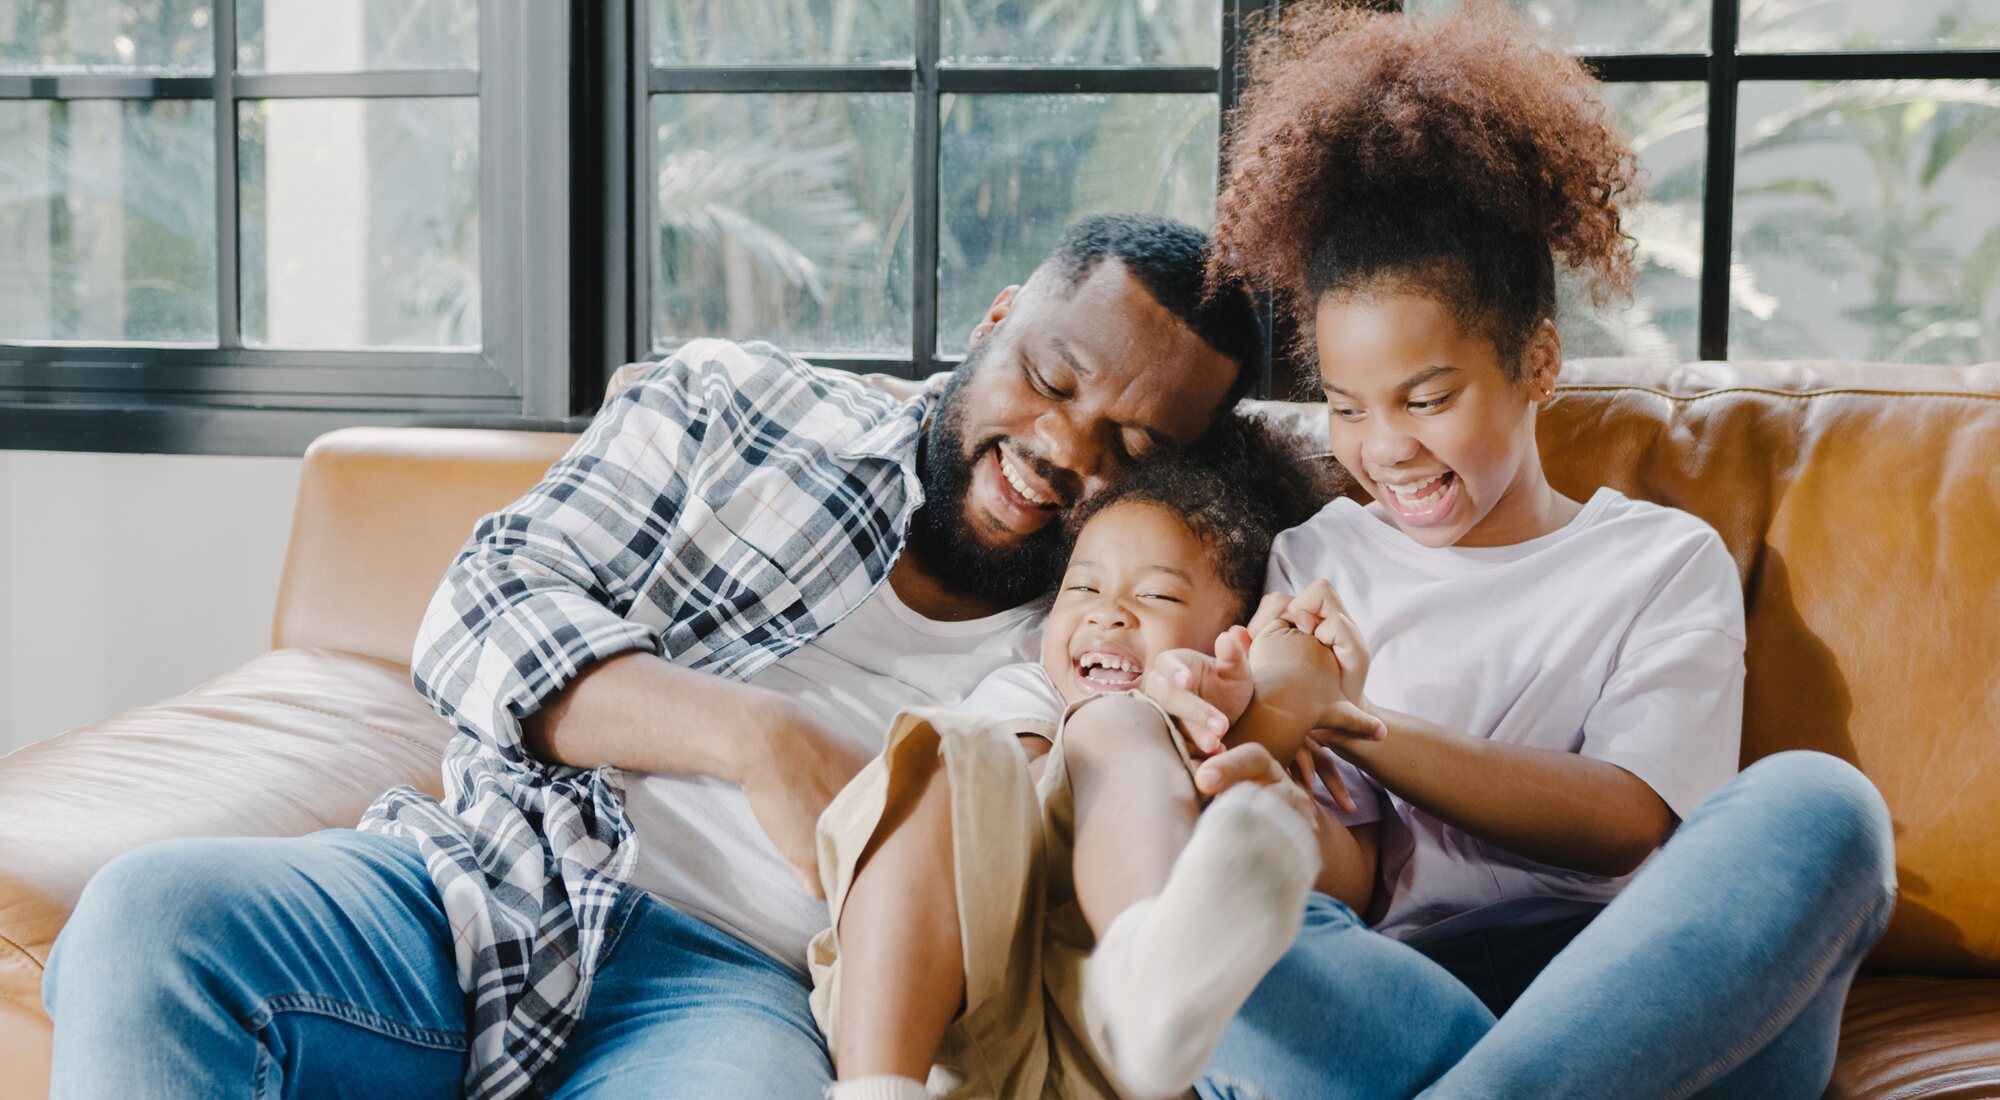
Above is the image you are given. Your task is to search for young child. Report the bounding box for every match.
[1125,4,1895,1097]
[809,416,1365,1100]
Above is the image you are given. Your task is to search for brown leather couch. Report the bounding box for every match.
[2,358,1996,1099]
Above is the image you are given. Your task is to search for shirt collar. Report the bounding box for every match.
[836,391,932,463]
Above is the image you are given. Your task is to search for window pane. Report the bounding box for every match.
[944,0,1220,65]
[651,93,912,356]
[1403,0,1707,55]
[0,99,215,343]
[651,0,911,66]
[238,97,479,348]
[1558,83,1705,362]
[1731,80,2000,364]
[237,0,477,73]
[0,0,213,73]
[938,93,1217,356]
[1741,0,2000,52]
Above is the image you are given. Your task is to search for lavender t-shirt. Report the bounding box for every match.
[1267,489,1745,942]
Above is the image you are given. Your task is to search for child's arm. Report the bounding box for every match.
[1282,580,1676,878]
[1328,710,1672,877]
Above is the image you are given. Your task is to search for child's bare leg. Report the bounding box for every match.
[1062,695,1202,935]
[1062,697,1321,1100]
[833,750,962,1089]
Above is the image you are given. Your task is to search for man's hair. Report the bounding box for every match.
[1043,213,1267,406]
[1065,411,1338,622]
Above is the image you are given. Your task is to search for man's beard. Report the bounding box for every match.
[904,354,1067,608]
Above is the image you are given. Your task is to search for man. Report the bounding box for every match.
[43,214,1265,1099]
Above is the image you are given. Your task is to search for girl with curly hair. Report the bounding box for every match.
[1143,2,1899,1097]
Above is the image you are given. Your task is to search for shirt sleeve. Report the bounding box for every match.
[409,350,722,770]
[961,662,1065,725]
[1581,530,1747,821]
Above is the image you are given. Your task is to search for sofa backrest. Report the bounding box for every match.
[1547,360,2000,977]
[275,357,2000,978]
[273,426,578,664]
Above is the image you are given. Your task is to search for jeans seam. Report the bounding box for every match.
[1201,1073,1278,1100]
[1663,884,1895,1100]
[251,992,469,1052]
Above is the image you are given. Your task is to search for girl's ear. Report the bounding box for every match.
[1526,318,1562,405]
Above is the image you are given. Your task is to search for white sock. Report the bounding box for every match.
[1081,782,1321,1099]
[826,1076,930,1100]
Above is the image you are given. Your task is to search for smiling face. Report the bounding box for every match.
[907,258,1241,605]
[1040,500,1241,705]
[1314,289,1564,549]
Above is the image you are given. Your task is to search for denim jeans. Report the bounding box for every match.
[1196,751,1899,1100]
[43,829,833,1099]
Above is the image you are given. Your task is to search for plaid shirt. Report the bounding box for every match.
[360,339,929,1099]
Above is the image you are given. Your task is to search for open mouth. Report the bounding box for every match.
[1379,470,1459,527]
[1073,649,1142,692]
[997,447,1056,508]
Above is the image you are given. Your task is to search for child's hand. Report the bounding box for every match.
[1142,625,1255,754]
[1193,742,1319,833]
[1275,580,1374,722]
[1246,585,1387,744]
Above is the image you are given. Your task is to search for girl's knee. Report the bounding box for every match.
[1734,752,1895,890]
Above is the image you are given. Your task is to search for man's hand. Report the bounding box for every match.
[736,701,874,899]
[1141,625,1255,754]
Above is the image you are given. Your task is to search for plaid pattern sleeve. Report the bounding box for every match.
[358,339,926,1099]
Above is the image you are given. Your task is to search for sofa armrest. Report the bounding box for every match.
[273,426,578,664]
[0,649,453,1025]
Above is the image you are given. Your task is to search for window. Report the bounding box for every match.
[6,2,1994,456]
[628,0,1245,381]
[0,0,571,454]
[1403,0,2000,364]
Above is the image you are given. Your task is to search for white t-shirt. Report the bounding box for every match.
[1267,488,1745,942]
[622,581,1042,970]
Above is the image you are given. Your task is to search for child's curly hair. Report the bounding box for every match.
[1207,1,1640,378]
[1067,411,1338,622]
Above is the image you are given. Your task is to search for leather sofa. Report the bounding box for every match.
[2,357,1996,1099]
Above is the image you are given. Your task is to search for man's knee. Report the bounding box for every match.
[48,839,261,1013]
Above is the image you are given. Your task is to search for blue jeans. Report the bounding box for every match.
[1197,751,1898,1100]
[43,829,832,1099]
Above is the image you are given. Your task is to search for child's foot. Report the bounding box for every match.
[827,1075,929,1100]
[1081,782,1320,1099]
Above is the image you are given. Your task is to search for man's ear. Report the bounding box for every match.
[969,285,1021,348]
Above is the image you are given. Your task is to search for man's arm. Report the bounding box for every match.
[524,651,871,896]
[410,345,870,891]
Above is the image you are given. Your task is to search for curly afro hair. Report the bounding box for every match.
[1066,411,1340,622]
[1208,0,1639,379]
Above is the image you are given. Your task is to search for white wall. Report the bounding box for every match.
[0,450,301,756]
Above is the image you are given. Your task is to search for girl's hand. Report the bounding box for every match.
[1141,626,1255,754]
[1279,579,1375,723]
[1193,743,1319,834]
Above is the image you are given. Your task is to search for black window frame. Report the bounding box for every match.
[0,0,579,455]
[588,0,1276,395]
[5,1,1998,457]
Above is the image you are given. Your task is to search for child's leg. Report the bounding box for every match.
[1061,694,1203,933]
[832,749,962,1088]
[1060,695,1321,1099]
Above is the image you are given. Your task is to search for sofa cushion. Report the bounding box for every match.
[0,648,453,1020]
[1829,977,2000,1099]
